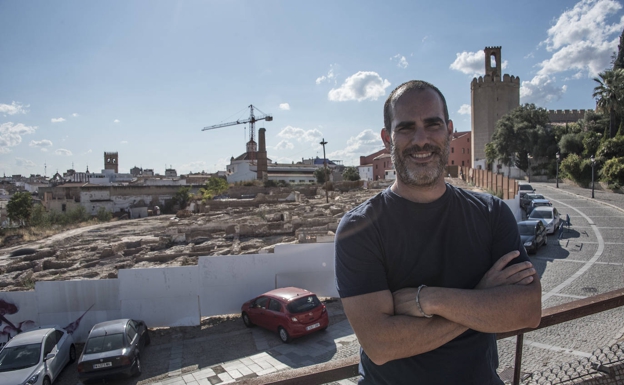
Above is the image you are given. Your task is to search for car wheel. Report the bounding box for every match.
[278,327,291,343]
[145,330,151,346]
[43,377,51,385]
[69,344,77,363]
[133,356,142,377]
[242,312,254,328]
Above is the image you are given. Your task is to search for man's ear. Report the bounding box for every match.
[447,120,454,137]
[381,127,391,150]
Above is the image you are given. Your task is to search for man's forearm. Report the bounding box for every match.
[420,281,542,333]
[342,292,467,365]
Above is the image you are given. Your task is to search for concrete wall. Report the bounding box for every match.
[0,243,336,343]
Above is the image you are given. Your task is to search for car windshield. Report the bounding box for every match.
[530,210,553,219]
[519,185,533,191]
[84,333,125,354]
[518,224,536,235]
[286,295,321,314]
[0,343,41,372]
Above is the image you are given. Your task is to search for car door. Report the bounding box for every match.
[54,329,69,369]
[43,331,61,380]
[126,321,139,355]
[553,208,561,227]
[248,297,269,329]
[266,299,287,332]
[133,320,148,348]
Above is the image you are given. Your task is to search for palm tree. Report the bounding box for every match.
[593,69,624,138]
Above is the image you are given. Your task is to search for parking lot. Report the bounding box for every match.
[49,183,624,385]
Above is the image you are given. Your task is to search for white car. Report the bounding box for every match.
[0,327,76,385]
[528,206,561,234]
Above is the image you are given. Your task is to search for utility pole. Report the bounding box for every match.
[320,138,329,203]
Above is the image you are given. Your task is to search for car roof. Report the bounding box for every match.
[262,287,314,302]
[5,328,55,346]
[532,206,554,211]
[88,319,131,337]
[532,199,550,203]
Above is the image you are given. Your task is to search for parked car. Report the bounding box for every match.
[527,198,552,214]
[518,220,548,254]
[518,183,535,197]
[0,326,76,385]
[241,287,329,343]
[528,206,561,234]
[520,193,545,211]
[76,319,150,384]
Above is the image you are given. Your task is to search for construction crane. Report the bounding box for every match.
[202,104,273,145]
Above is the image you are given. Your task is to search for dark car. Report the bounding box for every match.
[520,193,545,212]
[77,319,150,383]
[518,220,548,254]
[241,287,329,343]
[518,183,535,198]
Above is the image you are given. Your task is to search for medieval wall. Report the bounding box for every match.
[548,109,591,124]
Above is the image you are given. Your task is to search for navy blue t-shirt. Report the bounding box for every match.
[334,184,528,385]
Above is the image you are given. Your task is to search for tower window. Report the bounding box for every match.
[491,53,497,68]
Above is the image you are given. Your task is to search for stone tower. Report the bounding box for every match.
[104,151,119,173]
[471,46,520,168]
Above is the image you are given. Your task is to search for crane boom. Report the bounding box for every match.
[202,104,273,144]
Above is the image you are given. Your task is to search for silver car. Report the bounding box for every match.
[528,206,561,234]
[0,327,76,385]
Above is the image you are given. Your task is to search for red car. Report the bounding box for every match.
[241,287,329,343]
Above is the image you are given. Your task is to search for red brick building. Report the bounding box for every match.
[360,148,393,180]
[448,131,471,168]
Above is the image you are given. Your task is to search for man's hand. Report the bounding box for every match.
[393,287,426,317]
[475,251,535,290]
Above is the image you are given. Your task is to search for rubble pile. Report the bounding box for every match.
[0,187,380,292]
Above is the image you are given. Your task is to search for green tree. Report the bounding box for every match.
[7,192,33,226]
[597,136,624,159]
[488,104,554,172]
[593,69,624,138]
[342,167,360,181]
[600,157,624,186]
[199,177,228,201]
[558,133,584,157]
[173,186,192,209]
[314,168,328,184]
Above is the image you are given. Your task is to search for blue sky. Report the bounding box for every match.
[1,0,623,176]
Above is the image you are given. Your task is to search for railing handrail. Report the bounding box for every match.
[236,288,624,385]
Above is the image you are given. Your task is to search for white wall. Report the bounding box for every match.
[0,243,337,343]
[503,195,523,222]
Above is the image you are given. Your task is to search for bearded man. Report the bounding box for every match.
[334,80,542,385]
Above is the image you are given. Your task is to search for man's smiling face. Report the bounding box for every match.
[384,88,453,187]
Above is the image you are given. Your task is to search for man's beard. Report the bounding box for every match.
[390,136,450,187]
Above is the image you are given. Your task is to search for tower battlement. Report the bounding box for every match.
[485,46,502,50]
[471,74,520,87]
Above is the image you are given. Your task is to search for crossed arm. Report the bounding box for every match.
[341,251,542,365]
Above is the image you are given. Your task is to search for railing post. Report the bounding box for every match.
[513,333,524,385]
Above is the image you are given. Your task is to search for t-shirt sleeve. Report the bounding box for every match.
[490,198,530,265]
[334,211,389,298]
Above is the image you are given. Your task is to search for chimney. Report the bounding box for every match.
[257,128,268,180]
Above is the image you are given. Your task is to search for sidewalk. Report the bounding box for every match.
[538,182,624,213]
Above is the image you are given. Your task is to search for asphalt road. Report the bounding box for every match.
[41,182,624,384]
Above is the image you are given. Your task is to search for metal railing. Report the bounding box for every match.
[237,288,624,385]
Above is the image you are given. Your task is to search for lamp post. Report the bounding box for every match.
[556,152,560,188]
[527,153,532,183]
[590,155,595,199]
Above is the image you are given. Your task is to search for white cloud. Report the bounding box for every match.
[537,0,624,78]
[328,71,391,102]
[450,51,508,76]
[0,101,28,116]
[29,139,53,148]
[120,140,128,144]
[279,103,290,110]
[277,126,323,142]
[51,117,66,123]
[316,64,338,85]
[391,54,409,69]
[274,140,294,150]
[55,149,72,156]
[422,36,429,43]
[15,158,36,168]
[458,104,471,115]
[72,113,79,117]
[520,74,568,105]
[80,149,93,156]
[0,122,37,153]
[113,119,120,123]
[328,129,384,165]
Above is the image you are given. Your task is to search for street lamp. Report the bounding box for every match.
[556,152,560,188]
[590,155,595,199]
[527,153,533,183]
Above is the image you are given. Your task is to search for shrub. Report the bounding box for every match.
[597,136,624,159]
[96,207,112,222]
[263,179,277,188]
[600,157,624,186]
[560,153,593,186]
